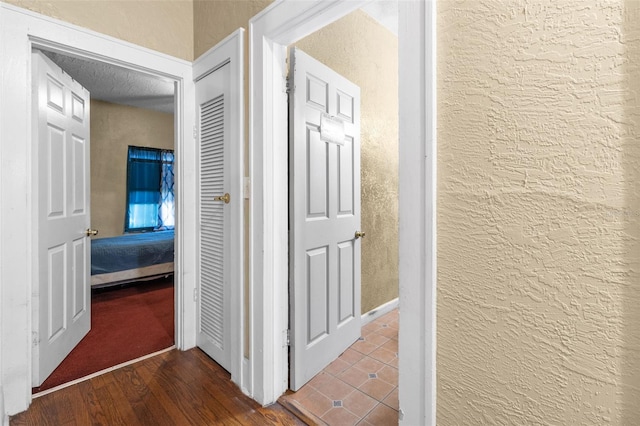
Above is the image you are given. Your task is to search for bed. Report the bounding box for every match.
[91,230,174,287]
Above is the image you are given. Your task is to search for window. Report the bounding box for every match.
[125,146,174,232]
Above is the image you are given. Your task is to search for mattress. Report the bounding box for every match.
[91,230,174,276]
[90,262,174,288]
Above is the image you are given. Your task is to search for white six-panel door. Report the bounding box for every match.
[289,48,362,390]
[196,62,232,371]
[32,51,91,386]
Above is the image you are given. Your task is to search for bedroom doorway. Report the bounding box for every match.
[31,48,177,393]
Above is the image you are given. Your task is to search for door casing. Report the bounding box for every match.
[0,3,198,415]
[248,0,437,424]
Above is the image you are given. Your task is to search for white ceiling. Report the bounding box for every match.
[361,0,398,37]
[42,50,175,114]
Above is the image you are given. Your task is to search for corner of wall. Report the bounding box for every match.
[361,298,399,325]
[0,385,6,426]
[191,0,197,61]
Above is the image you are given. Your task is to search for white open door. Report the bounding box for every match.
[289,48,362,390]
[195,58,233,372]
[32,51,92,386]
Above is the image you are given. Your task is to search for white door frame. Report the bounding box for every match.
[0,2,198,416]
[248,0,436,423]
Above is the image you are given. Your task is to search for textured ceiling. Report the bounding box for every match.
[42,51,175,114]
[361,0,398,36]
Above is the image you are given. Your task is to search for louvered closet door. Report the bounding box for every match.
[197,62,231,371]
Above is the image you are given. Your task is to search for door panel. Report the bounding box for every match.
[337,240,355,324]
[71,93,85,121]
[72,135,87,213]
[48,245,66,339]
[47,125,66,216]
[72,238,87,319]
[33,51,91,386]
[290,48,362,390]
[196,62,231,371]
[338,137,354,215]
[307,246,329,343]
[307,127,329,218]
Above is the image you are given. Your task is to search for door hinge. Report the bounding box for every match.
[193,288,198,301]
[284,328,290,347]
[285,76,291,95]
[193,125,198,139]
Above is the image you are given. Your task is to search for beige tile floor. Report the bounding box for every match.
[281,309,399,425]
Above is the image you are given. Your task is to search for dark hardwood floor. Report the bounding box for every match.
[11,348,306,426]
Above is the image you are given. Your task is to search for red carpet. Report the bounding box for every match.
[33,277,174,393]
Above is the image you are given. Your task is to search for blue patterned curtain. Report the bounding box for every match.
[158,151,175,230]
[125,146,174,232]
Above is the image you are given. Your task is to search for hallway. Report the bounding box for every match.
[279,309,399,425]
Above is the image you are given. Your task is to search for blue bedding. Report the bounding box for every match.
[91,230,174,275]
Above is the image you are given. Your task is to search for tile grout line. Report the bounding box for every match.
[320,369,396,422]
[319,365,390,424]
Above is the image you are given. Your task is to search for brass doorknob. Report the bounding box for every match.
[86,228,99,236]
[214,193,231,204]
[355,231,365,239]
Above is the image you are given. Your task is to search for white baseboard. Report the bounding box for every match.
[361,298,399,325]
[241,357,251,397]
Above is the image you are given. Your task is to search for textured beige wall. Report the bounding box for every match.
[91,100,174,238]
[295,10,399,314]
[5,0,194,61]
[193,0,272,58]
[437,1,640,424]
